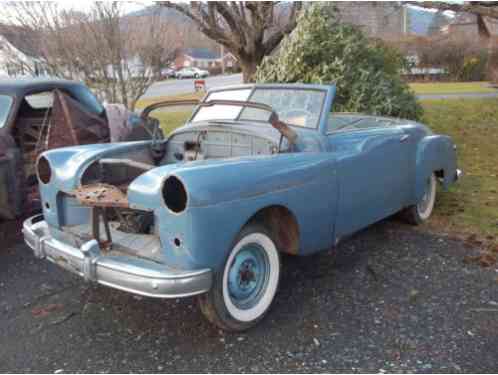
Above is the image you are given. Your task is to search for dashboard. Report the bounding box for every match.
[161,129,278,164]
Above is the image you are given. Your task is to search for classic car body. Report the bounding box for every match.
[23,83,460,330]
[0,78,159,219]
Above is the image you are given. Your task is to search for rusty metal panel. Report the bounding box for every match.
[72,183,129,208]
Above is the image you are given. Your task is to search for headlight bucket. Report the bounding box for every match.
[162,175,187,213]
[37,156,52,184]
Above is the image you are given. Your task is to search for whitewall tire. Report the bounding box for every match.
[403,172,437,225]
[198,224,281,331]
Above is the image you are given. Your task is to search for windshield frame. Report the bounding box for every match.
[188,84,333,132]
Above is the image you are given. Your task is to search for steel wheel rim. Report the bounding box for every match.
[227,243,270,310]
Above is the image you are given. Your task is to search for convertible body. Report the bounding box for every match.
[23,83,460,330]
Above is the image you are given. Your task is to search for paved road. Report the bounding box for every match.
[417,92,498,100]
[144,74,498,101]
[1,219,497,373]
[144,74,242,98]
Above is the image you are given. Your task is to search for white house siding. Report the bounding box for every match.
[0,35,43,77]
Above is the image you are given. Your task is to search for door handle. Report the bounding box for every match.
[400,134,410,142]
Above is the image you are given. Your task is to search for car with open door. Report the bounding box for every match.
[23,83,460,331]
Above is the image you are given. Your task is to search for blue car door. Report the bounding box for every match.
[328,124,412,238]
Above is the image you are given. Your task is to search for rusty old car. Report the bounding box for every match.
[0,78,160,219]
[23,83,460,331]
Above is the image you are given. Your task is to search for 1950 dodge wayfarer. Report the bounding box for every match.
[23,84,461,331]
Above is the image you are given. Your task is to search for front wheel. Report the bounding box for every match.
[198,224,281,331]
[402,172,437,225]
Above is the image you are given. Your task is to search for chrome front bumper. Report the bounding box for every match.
[22,215,212,298]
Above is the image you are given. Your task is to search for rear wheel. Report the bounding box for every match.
[198,224,281,331]
[403,172,437,225]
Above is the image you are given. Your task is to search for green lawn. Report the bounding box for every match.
[153,110,193,135]
[420,98,498,244]
[135,92,204,110]
[409,81,496,95]
[136,92,203,134]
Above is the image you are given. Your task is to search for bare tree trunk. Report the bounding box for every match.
[241,60,258,83]
[159,2,303,83]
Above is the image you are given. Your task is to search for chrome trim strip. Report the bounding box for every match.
[22,215,212,299]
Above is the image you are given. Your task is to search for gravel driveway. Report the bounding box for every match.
[1,219,497,373]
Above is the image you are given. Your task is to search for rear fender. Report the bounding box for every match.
[415,135,457,201]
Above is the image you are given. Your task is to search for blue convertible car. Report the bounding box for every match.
[23,84,460,331]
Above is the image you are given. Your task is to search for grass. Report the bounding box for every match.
[409,81,496,95]
[420,98,498,245]
[135,92,204,135]
[153,110,194,135]
[135,92,204,110]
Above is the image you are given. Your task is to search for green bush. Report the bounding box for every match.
[255,4,423,120]
[460,53,488,81]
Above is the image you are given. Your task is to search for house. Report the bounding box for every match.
[334,2,407,40]
[440,13,498,46]
[174,47,239,73]
[0,24,47,77]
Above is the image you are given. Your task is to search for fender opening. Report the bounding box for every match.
[246,205,300,255]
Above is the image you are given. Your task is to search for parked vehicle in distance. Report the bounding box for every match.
[175,67,209,79]
[160,68,176,79]
[23,84,460,331]
[0,78,161,219]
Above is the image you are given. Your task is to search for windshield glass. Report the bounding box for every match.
[0,95,13,128]
[191,87,326,129]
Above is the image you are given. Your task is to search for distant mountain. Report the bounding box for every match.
[124,5,192,24]
[408,6,451,35]
[126,4,449,38]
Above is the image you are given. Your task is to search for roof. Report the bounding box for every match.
[0,24,41,58]
[183,48,220,60]
[0,78,105,115]
[448,12,498,37]
[0,78,84,96]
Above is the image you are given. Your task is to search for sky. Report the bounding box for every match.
[59,0,151,13]
[0,0,152,23]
